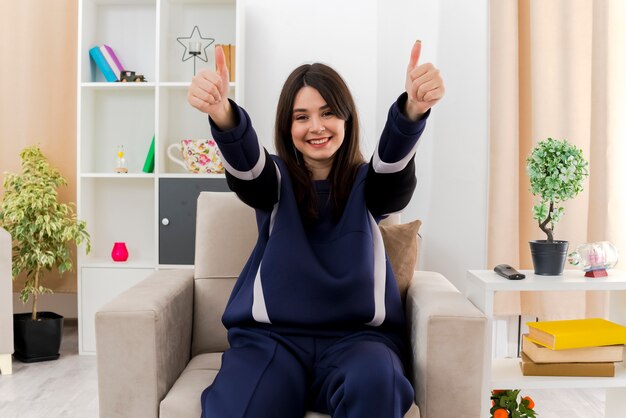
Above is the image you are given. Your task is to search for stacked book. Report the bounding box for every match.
[521,318,626,377]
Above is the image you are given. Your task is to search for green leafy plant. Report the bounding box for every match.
[491,389,537,418]
[0,145,90,320]
[526,138,589,242]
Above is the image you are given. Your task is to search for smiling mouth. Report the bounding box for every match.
[308,137,330,145]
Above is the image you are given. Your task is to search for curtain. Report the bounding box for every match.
[489,0,626,318]
[0,1,79,293]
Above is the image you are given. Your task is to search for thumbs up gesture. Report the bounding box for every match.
[187,45,235,129]
[405,41,444,120]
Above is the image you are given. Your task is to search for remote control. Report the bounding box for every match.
[494,264,525,280]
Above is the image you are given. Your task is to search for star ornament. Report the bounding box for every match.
[177,25,215,63]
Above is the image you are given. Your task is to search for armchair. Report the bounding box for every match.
[0,227,13,375]
[96,192,486,418]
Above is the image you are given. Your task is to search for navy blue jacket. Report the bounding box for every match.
[209,93,428,340]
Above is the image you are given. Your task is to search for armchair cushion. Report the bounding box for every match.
[191,277,236,356]
[160,352,420,418]
[160,353,222,418]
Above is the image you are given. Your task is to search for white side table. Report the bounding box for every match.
[466,269,626,418]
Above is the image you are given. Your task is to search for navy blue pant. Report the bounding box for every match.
[201,327,414,418]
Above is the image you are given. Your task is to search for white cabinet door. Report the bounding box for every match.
[80,267,154,354]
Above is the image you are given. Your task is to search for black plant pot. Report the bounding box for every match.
[13,311,64,363]
[529,240,569,276]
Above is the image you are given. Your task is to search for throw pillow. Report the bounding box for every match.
[379,219,422,301]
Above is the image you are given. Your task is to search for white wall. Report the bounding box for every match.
[240,0,379,153]
[241,0,489,292]
[13,293,77,319]
[404,0,490,292]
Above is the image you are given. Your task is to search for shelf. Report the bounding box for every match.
[80,0,156,82]
[79,178,155,262]
[159,82,190,88]
[159,81,236,88]
[158,173,225,179]
[81,82,156,90]
[81,173,155,178]
[159,0,235,82]
[86,0,155,4]
[158,87,219,173]
[492,358,626,389]
[467,269,626,416]
[81,259,156,269]
[79,87,155,173]
[468,269,626,291]
[167,0,235,4]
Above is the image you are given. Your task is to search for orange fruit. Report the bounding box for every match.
[523,396,535,409]
[494,408,509,418]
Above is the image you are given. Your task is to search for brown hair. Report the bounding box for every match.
[275,63,364,222]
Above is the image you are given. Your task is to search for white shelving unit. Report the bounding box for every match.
[466,269,626,417]
[76,0,243,354]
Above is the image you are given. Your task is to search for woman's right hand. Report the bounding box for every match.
[187,45,235,130]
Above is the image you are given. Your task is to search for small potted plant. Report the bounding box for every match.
[491,390,537,418]
[0,145,90,362]
[526,138,588,275]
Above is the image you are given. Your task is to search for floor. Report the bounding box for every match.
[525,388,604,417]
[0,323,606,418]
[0,321,98,418]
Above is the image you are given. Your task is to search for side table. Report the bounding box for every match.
[465,269,626,418]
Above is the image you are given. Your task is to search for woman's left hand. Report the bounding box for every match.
[405,41,445,120]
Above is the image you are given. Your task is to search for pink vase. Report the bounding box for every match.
[111,242,129,262]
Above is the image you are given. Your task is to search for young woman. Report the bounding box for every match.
[188,41,444,418]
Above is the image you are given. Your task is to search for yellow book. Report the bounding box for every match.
[526,318,626,350]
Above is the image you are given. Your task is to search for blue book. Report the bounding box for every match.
[89,46,117,82]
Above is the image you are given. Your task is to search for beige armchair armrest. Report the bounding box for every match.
[96,269,194,418]
[406,271,487,418]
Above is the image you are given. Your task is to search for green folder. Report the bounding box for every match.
[142,135,155,173]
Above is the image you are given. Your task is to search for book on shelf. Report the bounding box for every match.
[526,318,626,350]
[99,44,125,81]
[229,44,236,82]
[522,334,624,364]
[520,353,615,377]
[142,135,155,173]
[217,44,236,82]
[88,46,117,82]
[220,44,230,78]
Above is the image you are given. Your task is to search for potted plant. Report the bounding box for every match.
[0,145,90,362]
[491,389,537,418]
[526,137,588,275]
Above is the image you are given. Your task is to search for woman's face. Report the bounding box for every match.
[291,86,345,171]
